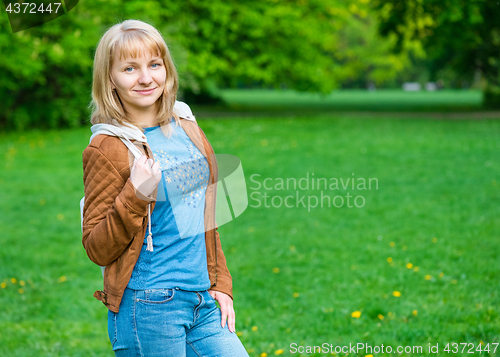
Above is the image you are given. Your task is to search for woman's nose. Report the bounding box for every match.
[138,68,153,85]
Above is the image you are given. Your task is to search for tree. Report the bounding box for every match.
[0,0,408,130]
[373,0,500,107]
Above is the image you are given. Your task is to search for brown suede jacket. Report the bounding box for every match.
[82,118,232,313]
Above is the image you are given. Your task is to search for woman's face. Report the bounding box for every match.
[110,46,166,116]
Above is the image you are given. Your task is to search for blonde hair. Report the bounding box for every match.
[89,19,180,135]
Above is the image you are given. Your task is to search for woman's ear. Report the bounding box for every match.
[110,76,116,90]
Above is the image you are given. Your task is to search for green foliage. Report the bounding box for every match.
[373,0,500,107]
[0,3,100,130]
[0,0,410,130]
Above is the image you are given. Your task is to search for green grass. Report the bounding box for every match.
[196,89,485,114]
[1,111,499,356]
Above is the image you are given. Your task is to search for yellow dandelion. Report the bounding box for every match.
[439,272,444,278]
[236,331,243,336]
[1,282,6,288]
[10,278,17,284]
[377,314,384,320]
[387,257,392,263]
[393,291,401,297]
[413,266,419,272]
[18,288,24,294]
[406,263,413,269]
[260,353,268,357]
[366,355,374,357]
[252,326,258,331]
[351,311,361,318]
[412,310,418,316]
[293,292,299,298]
[389,241,395,247]
[432,237,438,243]
[425,275,432,280]
[451,279,457,284]
[275,349,284,355]
[20,280,25,286]
[58,276,67,283]
[272,267,280,273]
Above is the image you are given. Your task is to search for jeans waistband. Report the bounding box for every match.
[124,287,208,300]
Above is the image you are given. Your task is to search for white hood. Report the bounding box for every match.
[88,100,196,144]
[89,118,147,144]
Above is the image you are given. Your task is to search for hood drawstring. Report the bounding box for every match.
[120,137,154,252]
[146,203,153,252]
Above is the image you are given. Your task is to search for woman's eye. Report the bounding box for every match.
[125,67,134,72]
[151,63,161,68]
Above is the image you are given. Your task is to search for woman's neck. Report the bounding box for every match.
[124,102,160,128]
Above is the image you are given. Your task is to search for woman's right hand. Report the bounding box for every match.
[130,155,162,198]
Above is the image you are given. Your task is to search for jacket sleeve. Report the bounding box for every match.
[210,223,233,300]
[82,145,154,266]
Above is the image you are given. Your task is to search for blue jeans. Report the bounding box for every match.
[107,287,249,357]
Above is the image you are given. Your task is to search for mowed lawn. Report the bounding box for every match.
[0,91,499,356]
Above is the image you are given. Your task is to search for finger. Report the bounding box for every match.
[133,155,145,165]
[134,155,148,168]
[227,306,236,333]
[145,158,154,171]
[219,302,228,329]
[152,161,161,173]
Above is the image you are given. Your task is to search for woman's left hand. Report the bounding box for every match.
[208,290,235,333]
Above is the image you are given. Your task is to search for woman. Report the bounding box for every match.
[81,19,249,357]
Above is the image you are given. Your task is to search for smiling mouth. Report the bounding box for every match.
[134,88,157,95]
